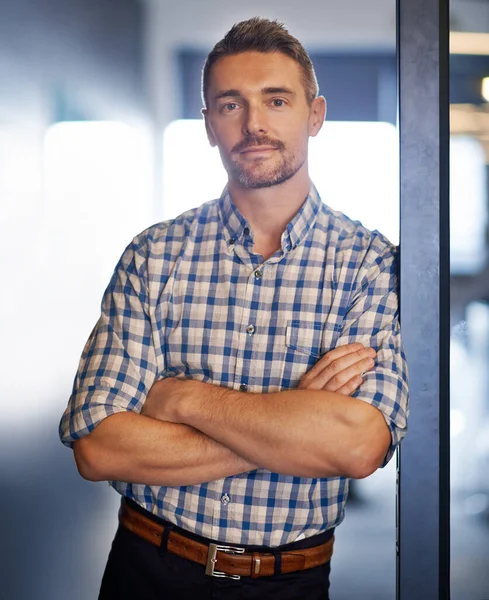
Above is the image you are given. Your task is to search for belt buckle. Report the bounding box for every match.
[205,542,245,580]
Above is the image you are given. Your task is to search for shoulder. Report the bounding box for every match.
[122,199,219,265]
[320,202,398,272]
[137,199,218,248]
[316,203,398,302]
[110,200,220,298]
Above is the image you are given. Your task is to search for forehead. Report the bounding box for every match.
[208,51,304,95]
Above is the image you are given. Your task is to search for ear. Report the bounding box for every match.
[202,108,217,147]
[308,96,327,138]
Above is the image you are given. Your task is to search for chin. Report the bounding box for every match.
[240,173,297,189]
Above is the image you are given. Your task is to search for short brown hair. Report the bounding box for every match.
[202,17,319,107]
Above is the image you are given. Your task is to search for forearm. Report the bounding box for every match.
[181,385,389,479]
[73,411,257,486]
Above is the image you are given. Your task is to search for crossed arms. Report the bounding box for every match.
[65,238,409,488]
[73,344,391,486]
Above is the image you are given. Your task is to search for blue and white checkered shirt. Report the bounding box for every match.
[60,185,409,547]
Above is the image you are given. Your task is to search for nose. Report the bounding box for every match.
[242,103,267,137]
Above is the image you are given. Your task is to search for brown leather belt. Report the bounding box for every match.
[119,498,334,580]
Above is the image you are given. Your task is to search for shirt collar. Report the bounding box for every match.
[282,184,322,252]
[218,186,252,249]
[218,184,322,254]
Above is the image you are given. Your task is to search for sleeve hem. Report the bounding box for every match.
[59,386,144,448]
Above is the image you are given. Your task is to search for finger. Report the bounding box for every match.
[336,374,364,396]
[304,343,365,381]
[306,354,375,391]
[323,347,376,378]
[314,344,376,378]
[323,356,375,391]
[306,347,376,386]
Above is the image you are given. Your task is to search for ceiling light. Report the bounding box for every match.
[451,32,489,55]
[482,77,489,102]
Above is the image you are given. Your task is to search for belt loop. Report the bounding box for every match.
[251,552,262,578]
[158,522,174,556]
[272,548,282,576]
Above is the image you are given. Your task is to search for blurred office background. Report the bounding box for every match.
[1,0,489,598]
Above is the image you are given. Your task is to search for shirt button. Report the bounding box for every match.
[239,383,248,392]
[221,493,230,505]
[246,324,255,335]
[254,269,263,279]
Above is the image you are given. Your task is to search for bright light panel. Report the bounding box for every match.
[309,122,399,243]
[450,136,487,274]
[162,120,399,244]
[44,121,152,286]
[482,77,489,102]
[450,32,489,56]
[3,121,153,426]
[42,121,152,401]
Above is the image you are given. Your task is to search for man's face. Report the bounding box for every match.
[203,51,325,189]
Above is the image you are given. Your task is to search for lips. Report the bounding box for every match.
[240,146,277,154]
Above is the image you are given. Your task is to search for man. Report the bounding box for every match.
[59,17,408,600]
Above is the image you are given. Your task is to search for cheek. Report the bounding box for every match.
[283,127,310,155]
[276,116,309,141]
[213,125,241,152]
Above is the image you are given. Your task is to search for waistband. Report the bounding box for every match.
[120,497,335,579]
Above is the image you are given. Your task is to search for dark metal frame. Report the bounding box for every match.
[397,0,451,598]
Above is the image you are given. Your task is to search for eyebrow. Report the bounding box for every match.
[214,89,242,101]
[262,87,295,96]
[213,86,296,101]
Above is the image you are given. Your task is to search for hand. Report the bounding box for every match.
[142,377,199,423]
[298,343,376,395]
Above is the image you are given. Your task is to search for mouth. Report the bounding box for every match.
[239,146,278,155]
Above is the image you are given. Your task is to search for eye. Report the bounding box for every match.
[223,102,238,112]
[271,99,285,107]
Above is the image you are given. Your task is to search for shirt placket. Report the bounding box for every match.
[210,254,267,541]
[232,259,264,393]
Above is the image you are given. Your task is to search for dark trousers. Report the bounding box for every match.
[99,502,332,600]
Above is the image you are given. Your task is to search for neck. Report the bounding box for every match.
[227,166,311,257]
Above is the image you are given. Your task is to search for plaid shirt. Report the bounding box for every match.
[59,185,408,547]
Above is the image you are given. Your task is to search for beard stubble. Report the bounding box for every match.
[224,135,306,189]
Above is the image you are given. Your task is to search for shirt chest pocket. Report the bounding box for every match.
[281,320,341,388]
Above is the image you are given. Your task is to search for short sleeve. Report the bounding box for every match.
[59,239,158,447]
[337,244,409,467]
